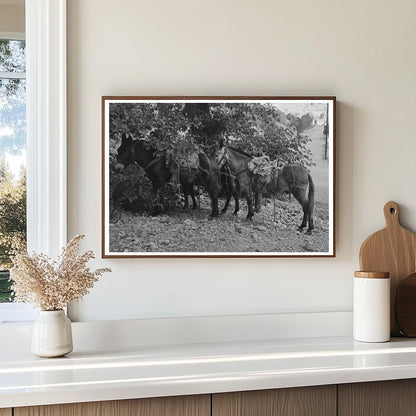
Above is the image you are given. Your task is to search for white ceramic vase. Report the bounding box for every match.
[31,310,73,357]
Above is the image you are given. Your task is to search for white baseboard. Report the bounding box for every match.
[0,311,352,353]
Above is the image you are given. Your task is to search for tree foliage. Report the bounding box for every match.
[109,102,315,214]
[286,112,314,134]
[0,162,26,269]
[0,39,25,73]
[109,102,314,165]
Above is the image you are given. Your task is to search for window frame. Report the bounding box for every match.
[0,0,67,323]
[26,0,67,257]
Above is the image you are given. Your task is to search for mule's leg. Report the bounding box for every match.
[246,192,254,220]
[210,192,219,217]
[306,173,315,234]
[305,200,315,234]
[233,192,240,215]
[293,190,309,232]
[246,198,254,220]
[182,183,189,209]
[152,187,164,215]
[232,178,240,215]
[299,205,308,232]
[306,213,314,234]
[294,193,314,234]
[221,177,239,215]
[221,175,232,214]
[221,192,231,214]
[222,189,239,215]
[254,190,261,213]
[189,185,198,210]
[253,177,261,213]
[244,177,255,220]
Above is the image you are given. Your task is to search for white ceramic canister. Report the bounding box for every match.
[353,271,390,343]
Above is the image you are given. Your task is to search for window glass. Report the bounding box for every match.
[0,39,26,303]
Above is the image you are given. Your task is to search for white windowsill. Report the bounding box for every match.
[0,303,36,324]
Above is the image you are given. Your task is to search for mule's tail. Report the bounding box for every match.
[308,173,315,220]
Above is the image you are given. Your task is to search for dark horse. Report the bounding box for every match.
[265,164,315,234]
[114,133,220,217]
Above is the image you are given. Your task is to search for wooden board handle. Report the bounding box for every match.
[384,201,400,228]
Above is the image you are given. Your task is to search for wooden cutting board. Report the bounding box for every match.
[359,201,416,336]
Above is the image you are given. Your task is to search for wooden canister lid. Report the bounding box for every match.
[354,271,390,279]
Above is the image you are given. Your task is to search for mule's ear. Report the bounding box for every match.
[122,133,132,143]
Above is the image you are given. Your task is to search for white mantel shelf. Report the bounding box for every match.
[2,336,416,409]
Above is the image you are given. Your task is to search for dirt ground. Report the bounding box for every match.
[109,195,329,253]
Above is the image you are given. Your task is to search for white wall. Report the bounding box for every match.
[67,0,416,322]
[0,3,24,33]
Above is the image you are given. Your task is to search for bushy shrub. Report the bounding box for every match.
[110,162,184,218]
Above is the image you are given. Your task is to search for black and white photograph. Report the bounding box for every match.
[102,97,335,257]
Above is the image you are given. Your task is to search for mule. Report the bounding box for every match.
[115,133,199,210]
[114,133,220,217]
[217,146,255,220]
[266,164,315,234]
[218,145,315,232]
[216,148,240,215]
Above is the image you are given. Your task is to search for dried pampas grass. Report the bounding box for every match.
[10,234,111,311]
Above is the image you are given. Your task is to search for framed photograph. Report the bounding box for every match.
[102,96,336,258]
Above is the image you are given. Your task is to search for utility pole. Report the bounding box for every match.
[324,103,329,160]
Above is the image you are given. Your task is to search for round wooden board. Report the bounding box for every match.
[395,272,416,337]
